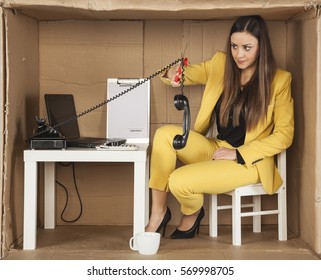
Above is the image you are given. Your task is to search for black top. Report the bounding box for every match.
[214,97,246,147]
[214,96,246,164]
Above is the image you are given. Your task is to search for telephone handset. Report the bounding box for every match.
[173,94,190,149]
[34,116,63,138]
[172,57,191,150]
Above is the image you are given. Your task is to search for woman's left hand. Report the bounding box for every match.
[212,147,237,161]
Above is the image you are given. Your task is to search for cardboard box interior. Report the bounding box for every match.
[1,1,320,258]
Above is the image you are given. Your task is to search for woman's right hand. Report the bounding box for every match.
[167,63,182,87]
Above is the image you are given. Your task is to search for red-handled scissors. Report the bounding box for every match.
[174,45,188,82]
[174,57,188,82]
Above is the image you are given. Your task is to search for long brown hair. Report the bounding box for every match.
[220,15,276,131]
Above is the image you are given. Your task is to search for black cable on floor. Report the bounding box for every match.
[56,162,83,223]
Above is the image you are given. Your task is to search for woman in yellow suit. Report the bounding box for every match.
[145,15,294,239]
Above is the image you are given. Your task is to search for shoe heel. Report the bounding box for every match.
[170,207,205,239]
[162,225,167,237]
[156,207,171,237]
[196,224,200,234]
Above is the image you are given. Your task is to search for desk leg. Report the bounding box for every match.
[133,160,149,237]
[145,155,150,225]
[23,161,38,250]
[44,162,56,229]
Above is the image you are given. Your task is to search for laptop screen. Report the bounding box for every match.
[44,94,80,140]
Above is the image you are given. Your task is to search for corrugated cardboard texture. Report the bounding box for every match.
[1,0,306,21]
[2,10,39,256]
[0,7,4,258]
[53,163,134,225]
[316,17,321,255]
[287,18,320,254]
[1,1,321,256]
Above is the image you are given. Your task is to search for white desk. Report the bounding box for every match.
[23,144,150,250]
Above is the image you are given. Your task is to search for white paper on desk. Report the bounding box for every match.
[107,78,150,141]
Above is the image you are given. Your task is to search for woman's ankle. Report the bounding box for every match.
[177,209,200,231]
[145,206,168,232]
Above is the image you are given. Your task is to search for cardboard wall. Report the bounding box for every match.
[0,0,306,21]
[2,10,39,256]
[1,1,321,257]
[288,17,321,254]
[316,17,321,255]
[0,7,5,258]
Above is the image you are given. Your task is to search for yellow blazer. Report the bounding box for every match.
[162,51,294,194]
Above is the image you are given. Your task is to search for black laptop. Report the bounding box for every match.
[44,94,125,148]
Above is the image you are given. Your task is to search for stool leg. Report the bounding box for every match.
[209,194,218,237]
[232,190,241,246]
[253,195,261,233]
[278,187,287,240]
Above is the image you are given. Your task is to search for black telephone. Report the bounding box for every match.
[28,116,67,149]
[33,116,62,138]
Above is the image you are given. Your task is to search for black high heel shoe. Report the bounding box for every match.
[170,207,205,239]
[156,207,172,237]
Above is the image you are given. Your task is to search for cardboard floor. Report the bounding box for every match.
[4,225,320,260]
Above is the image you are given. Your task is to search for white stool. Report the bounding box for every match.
[209,151,287,245]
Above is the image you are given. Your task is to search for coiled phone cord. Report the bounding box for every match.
[33,57,184,138]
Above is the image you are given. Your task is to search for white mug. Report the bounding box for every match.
[129,232,161,255]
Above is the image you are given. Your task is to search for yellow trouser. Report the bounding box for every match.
[149,125,260,215]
